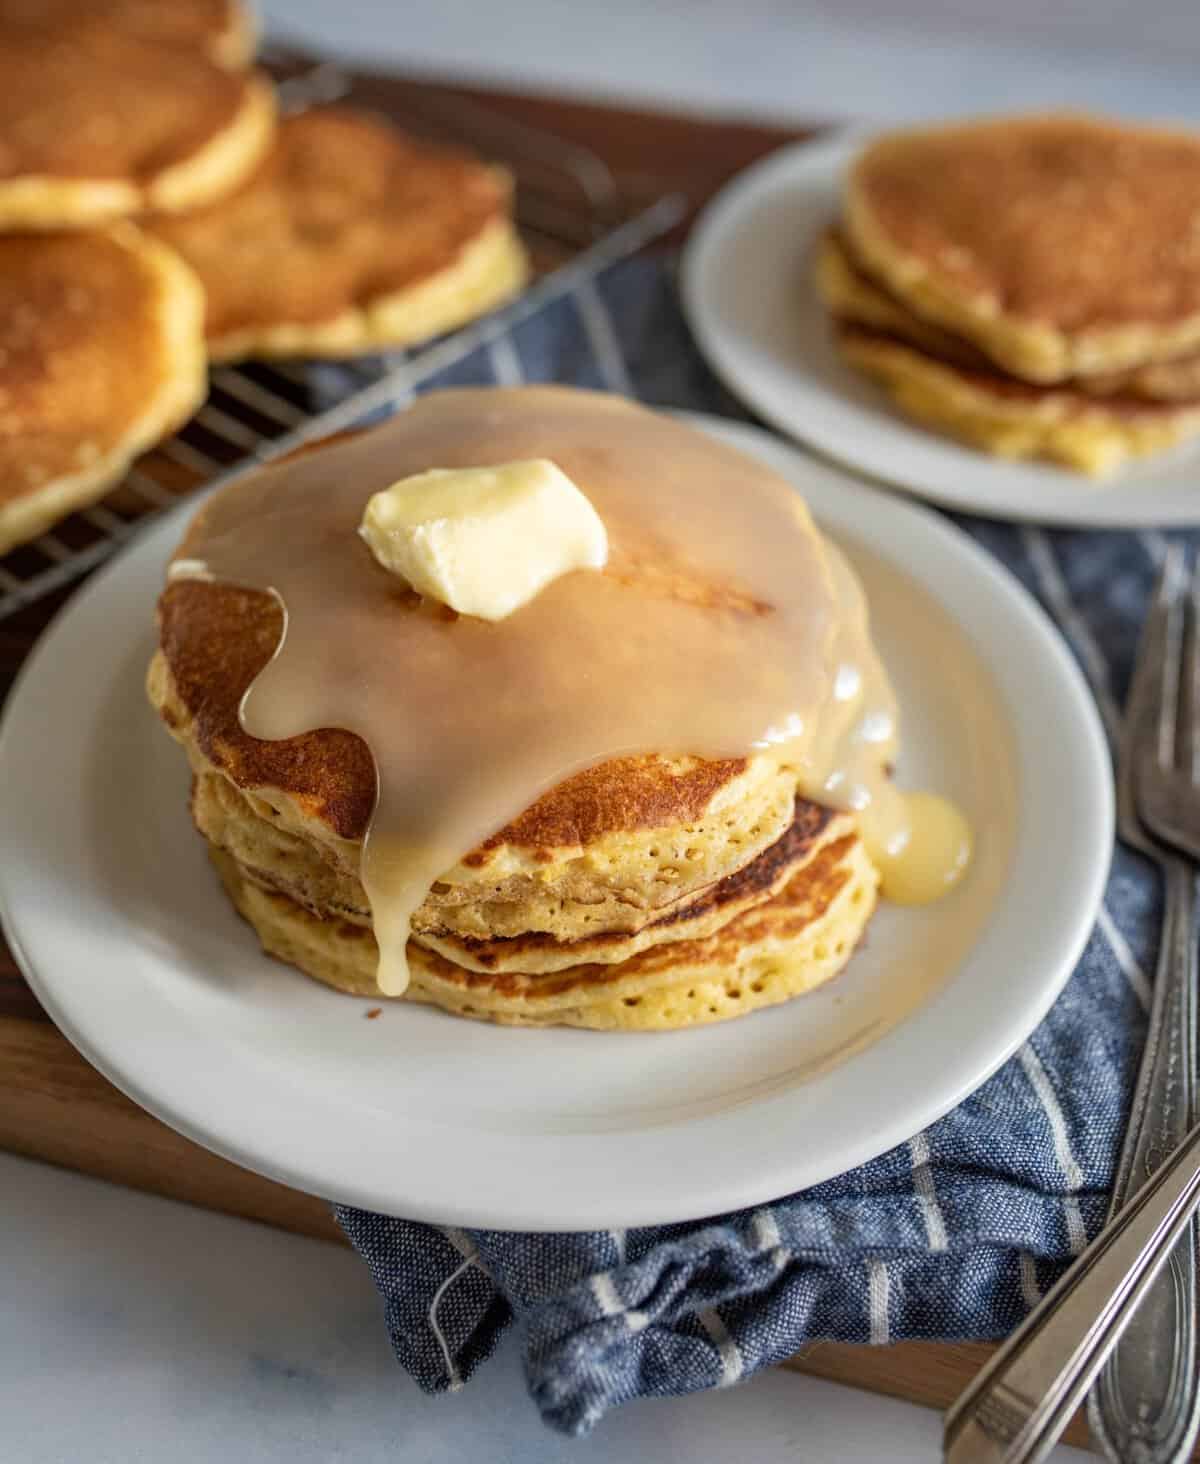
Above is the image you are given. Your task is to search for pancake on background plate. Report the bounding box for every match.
[832,320,1200,478]
[0,226,206,556]
[0,0,256,69]
[147,387,969,1030]
[818,229,1200,404]
[817,113,1200,474]
[831,323,1200,477]
[149,107,529,362]
[844,114,1200,382]
[0,29,275,228]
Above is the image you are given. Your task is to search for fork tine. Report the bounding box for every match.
[1129,550,1188,755]
[1123,549,1172,761]
[1152,546,1185,769]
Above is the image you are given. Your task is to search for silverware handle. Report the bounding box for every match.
[943,1113,1200,1464]
[1089,856,1200,1463]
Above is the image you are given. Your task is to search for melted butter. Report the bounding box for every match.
[171,388,970,995]
[814,546,970,904]
[861,789,973,905]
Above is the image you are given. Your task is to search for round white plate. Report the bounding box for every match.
[0,415,1111,1230]
[681,130,1200,528]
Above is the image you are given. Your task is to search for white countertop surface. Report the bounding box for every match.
[272,0,1200,126]
[1,1153,1084,1463]
[6,3,1189,1458]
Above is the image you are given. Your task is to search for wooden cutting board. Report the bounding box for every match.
[0,70,1101,1452]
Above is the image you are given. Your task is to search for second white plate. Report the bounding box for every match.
[0,414,1112,1229]
[681,131,1200,527]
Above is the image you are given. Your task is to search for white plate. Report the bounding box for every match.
[681,131,1200,528]
[0,415,1111,1230]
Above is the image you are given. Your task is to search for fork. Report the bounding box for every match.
[1138,549,1200,868]
[942,549,1200,1463]
[1088,544,1200,1463]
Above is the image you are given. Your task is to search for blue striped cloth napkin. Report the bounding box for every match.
[334,256,1160,1436]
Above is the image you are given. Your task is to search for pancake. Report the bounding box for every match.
[836,322,1200,476]
[0,30,275,228]
[0,226,206,556]
[393,799,841,973]
[149,624,806,943]
[845,114,1200,383]
[818,228,1200,403]
[817,228,977,367]
[211,821,879,1028]
[0,0,256,68]
[148,107,528,361]
[187,746,838,969]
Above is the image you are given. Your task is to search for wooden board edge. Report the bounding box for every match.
[0,1015,343,1244]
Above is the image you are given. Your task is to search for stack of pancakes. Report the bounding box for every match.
[146,400,881,1032]
[0,0,527,555]
[817,114,1200,475]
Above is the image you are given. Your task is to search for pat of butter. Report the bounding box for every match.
[358,459,608,620]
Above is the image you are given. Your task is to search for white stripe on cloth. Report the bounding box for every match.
[1018,1044,1085,1190]
[867,1260,890,1345]
[1018,1252,1042,1309]
[751,1208,782,1253]
[697,1306,745,1386]
[750,1207,789,1271]
[1096,903,1152,1011]
[428,1249,478,1391]
[609,1228,627,1265]
[590,1270,649,1332]
[440,1225,477,1261]
[1020,525,1120,741]
[575,277,636,397]
[488,334,525,385]
[1062,1197,1088,1255]
[908,1132,949,1251]
[1019,1043,1089,1253]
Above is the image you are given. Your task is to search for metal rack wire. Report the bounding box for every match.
[0,59,683,624]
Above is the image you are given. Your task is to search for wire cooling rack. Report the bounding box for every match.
[0,58,684,624]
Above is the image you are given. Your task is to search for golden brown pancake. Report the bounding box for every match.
[179,749,803,946]
[0,29,275,228]
[368,800,840,973]
[836,321,1200,476]
[0,0,256,68]
[212,817,879,1029]
[188,755,838,971]
[845,114,1200,383]
[819,228,1200,403]
[816,228,977,367]
[0,225,206,556]
[148,106,528,361]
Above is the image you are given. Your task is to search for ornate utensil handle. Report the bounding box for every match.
[1089,855,1199,1464]
[944,1108,1200,1463]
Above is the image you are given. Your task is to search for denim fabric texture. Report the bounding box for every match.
[333,255,1157,1436]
